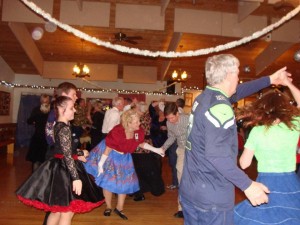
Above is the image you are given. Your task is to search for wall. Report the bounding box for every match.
[0,57,15,123]
[11,74,182,122]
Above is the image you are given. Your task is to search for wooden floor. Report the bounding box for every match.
[0,148,257,225]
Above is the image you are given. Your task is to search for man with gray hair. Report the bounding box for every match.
[179,54,292,225]
[102,97,125,136]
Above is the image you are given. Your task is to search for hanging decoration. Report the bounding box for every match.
[19,0,300,58]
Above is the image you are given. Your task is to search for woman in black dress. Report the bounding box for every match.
[26,94,50,171]
[16,96,104,225]
[89,101,105,149]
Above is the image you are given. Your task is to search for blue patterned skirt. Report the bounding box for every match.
[234,172,300,225]
[84,140,139,194]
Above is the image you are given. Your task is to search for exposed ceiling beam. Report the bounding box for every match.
[272,0,300,9]
[238,1,261,22]
[160,32,182,81]
[76,0,83,11]
[8,22,44,75]
[255,0,299,75]
[255,41,294,75]
[160,0,170,16]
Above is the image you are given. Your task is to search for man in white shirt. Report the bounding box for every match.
[102,97,125,135]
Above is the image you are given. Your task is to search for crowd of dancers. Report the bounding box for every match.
[16,53,300,225]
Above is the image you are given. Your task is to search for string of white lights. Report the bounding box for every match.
[19,0,300,58]
[0,80,184,95]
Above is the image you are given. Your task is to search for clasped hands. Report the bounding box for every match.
[244,181,270,206]
[139,143,165,157]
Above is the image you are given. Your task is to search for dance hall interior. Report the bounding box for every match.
[1,1,300,225]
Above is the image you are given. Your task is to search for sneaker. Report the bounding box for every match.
[166,184,177,190]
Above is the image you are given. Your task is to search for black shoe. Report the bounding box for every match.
[133,194,145,201]
[114,208,128,220]
[103,208,112,216]
[174,211,184,218]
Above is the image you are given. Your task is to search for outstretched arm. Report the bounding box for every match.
[230,67,292,103]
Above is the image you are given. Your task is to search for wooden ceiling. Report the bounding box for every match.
[0,0,300,89]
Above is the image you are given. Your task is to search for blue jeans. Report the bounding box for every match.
[180,195,233,225]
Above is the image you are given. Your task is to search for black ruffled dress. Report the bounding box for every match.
[16,122,104,213]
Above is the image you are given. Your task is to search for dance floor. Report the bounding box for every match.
[0,147,257,225]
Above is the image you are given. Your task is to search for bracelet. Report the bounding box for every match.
[77,150,84,156]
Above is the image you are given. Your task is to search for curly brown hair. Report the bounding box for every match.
[237,89,300,130]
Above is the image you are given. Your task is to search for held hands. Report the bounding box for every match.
[244,181,270,206]
[269,67,292,86]
[141,143,165,157]
[73,180,82,196]
[77,150,89,163]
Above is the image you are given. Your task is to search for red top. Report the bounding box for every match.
[106,124,145,153]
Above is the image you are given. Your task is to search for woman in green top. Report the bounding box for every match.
[234,78,300,225]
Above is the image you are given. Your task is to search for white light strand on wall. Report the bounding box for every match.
[19,0,300,58]
[0,80,190,95]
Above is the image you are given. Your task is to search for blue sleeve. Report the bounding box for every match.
[230,76,270,103]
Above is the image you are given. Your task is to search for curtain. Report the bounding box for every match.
[16,94,40,148]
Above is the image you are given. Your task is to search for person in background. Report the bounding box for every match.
[149,100,168,148]
[131,102,165,201]
[16,96,104,225]
[26,94,50,171]
[176,98,185,114]
[161,102,189,218]
[84,109,164,220]
[234,79,300,225]
[72,98,89,148]
[101,97,124,137]
[89,101,105,149]
[166,98,186,190]
[123,97,133,111]
[179,53,292,225]
[123,97,138,112]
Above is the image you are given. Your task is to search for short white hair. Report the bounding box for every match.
[205,54,240,86]
[112,97,124,107]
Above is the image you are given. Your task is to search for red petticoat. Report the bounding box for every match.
[17,195,104,213]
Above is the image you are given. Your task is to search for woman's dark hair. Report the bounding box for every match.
[164,102,178,117]
[237,89,300,130]
[54,96,72,118]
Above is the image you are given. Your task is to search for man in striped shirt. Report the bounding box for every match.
[162,102,189,218]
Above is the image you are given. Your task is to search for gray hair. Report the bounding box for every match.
[205,54,240,86]
[112,97,124,107]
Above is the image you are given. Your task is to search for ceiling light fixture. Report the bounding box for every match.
[73,39,90,78]
[171,45,188,82]
[171,69,188,82]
